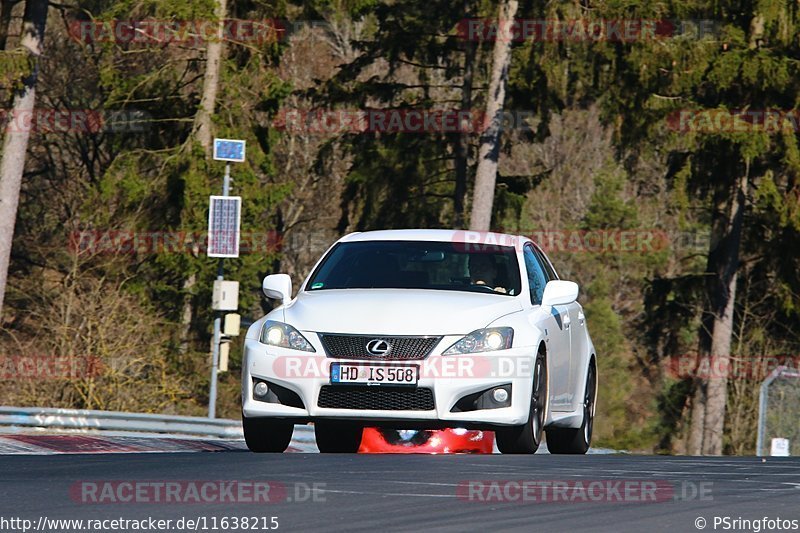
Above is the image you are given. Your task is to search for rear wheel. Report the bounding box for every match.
[496,350,547,454]
[314,422,363,453]
[547,362,596,454]
[242,416,293,453]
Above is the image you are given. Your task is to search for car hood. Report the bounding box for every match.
[283,289,523,335]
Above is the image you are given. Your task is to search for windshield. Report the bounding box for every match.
[306,240,521,296]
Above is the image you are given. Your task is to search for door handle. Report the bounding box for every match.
[563,313,571,329]
[578,311,585,325]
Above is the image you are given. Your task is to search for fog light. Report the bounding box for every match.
[254,381,269,398]
[492,388,509,403]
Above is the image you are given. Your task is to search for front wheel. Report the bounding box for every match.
[496,350,547,454]
[314,422,363,453]
[547,362,596,454]
[243,416,294,453]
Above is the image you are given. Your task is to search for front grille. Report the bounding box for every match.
[318,386,435,410]
[318,334,441,360]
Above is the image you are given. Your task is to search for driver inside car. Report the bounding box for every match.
[468,254,508,294]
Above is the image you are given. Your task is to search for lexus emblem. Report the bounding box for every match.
[366,339,391,356]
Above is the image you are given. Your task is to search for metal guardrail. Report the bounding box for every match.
[0,406,243,438]
[0,406,314,444]
[0,407,622,454]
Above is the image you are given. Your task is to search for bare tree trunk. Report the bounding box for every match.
[687,160,748,455]
[702,272,737,454]
[193,0,227,154]
[181,0,226,353]
[702,167,748,454]
[468,0,518,231]
[0,0,47,320]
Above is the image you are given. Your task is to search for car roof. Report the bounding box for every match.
[338,229,533,247]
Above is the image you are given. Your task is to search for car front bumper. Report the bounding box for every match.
[241,337,536,428]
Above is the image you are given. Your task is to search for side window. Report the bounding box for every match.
[533,246,557,281]
[523,245,548,305]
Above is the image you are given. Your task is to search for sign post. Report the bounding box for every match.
[208,138,246,418]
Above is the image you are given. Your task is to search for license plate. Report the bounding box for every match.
[330,363,419,386]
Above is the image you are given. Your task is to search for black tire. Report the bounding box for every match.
[314,422,363,453]
[242,416,294,453]
[547,362,596,455]
[496,350,548,454]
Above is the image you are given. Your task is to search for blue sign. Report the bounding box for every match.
[213,138,246,162]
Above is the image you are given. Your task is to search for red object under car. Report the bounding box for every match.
[358,427,494,454]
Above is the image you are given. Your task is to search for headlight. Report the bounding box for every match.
[442,327,513,355]
[259,320,316,352]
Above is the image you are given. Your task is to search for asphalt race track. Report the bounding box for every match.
[2,453,799,532]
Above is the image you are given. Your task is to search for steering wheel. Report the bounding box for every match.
[470,283,500,293]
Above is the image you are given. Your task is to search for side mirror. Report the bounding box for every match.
[262,274,292,302]
[541,280,579,307]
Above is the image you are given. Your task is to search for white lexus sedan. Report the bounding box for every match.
[241,229,597,454]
